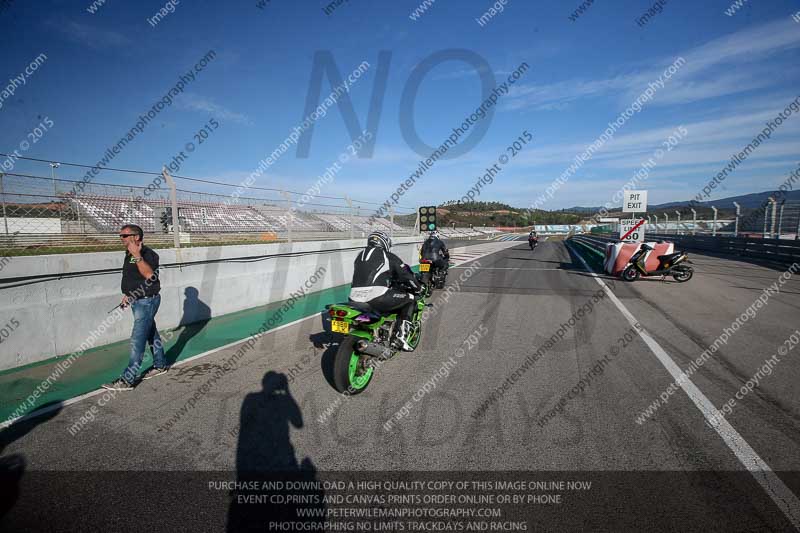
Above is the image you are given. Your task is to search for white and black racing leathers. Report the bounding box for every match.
[349,245,420,321]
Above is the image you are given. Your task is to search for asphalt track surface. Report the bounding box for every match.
[2,239,800,532]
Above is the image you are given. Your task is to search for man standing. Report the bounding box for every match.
[103,224,168,390]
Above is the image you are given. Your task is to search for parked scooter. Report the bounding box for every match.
[621,243,693,282]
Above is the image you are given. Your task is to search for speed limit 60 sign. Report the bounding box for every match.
[620,218,645,242]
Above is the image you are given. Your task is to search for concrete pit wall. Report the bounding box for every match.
[0,237,422,372]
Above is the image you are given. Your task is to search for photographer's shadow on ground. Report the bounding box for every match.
[227,371,325,531]
[0,402,63,527]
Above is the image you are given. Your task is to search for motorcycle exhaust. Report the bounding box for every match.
[355,339,395,360]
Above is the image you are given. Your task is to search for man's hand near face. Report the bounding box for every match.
[126,239,143,259]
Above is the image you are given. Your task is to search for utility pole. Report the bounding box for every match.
[733,202,740,238]
[691,208,697,236]
[675,210,681,235]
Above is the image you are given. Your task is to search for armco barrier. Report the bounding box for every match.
[646,234,800,265]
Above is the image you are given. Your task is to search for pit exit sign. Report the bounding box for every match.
[622,190,648,213]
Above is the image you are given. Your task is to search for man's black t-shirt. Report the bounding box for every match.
[121,245,160,299]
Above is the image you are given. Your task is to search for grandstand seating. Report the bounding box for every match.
[68,196,409,235]
[71,197,282,233]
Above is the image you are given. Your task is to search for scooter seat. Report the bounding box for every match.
[657,252,683,262]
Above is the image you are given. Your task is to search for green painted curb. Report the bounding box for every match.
[0,281,355,424]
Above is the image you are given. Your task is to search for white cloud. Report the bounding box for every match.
[505,18,800,111]
[47,20,130,49]
[179,93,252,125]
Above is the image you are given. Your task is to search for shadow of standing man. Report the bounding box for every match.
[165,286,211,366]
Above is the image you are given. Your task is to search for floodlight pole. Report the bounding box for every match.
[733,202,740,238]
[691,208,697,235]
[675,210,681,235]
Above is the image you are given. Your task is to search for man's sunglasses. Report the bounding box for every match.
[119,233,138,238]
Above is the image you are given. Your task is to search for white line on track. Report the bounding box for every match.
[567,241,800,530]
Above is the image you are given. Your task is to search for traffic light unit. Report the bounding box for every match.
[418,206,437,232]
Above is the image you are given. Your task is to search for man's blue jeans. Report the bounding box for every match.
[121,294,166,383]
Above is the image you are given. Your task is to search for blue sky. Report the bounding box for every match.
[1,0,799,213]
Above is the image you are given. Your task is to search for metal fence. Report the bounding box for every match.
[0,158,424,256]
[591,204,800,240]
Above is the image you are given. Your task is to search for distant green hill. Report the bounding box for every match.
[393,201,584,227]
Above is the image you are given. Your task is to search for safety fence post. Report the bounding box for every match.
[0,173,8,235]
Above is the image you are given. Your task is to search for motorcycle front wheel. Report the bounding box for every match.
[672,267,694,282]
[622,265,640,282]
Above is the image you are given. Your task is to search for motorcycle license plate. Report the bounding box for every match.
[419,263,430,272]
[331,320,349,334]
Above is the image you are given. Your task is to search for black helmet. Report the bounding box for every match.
[367,230,391,250]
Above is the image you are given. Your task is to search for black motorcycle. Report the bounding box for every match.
[419,258,447,293]
[621,243,693,282]
[528,237,538,250]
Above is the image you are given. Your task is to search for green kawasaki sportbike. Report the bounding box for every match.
[326,283,427,394]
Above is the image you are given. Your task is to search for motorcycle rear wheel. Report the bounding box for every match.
[332,336,374,394]
[622,266,640,282]
[672,267,693,282]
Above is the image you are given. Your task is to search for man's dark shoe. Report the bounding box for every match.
[102,379,134,391]
[141,367,169,380]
